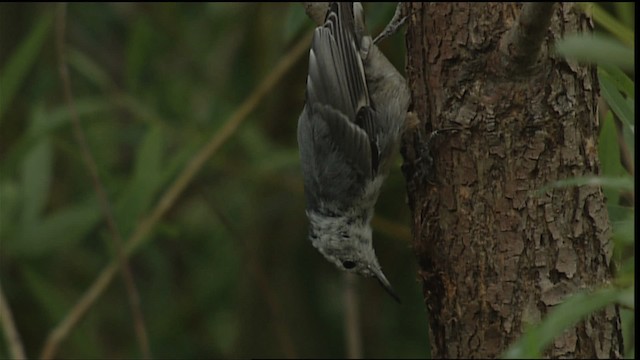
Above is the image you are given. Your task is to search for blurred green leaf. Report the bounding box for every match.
[598,111,628,220]
[119,139,201,256]
[0,12,54,123]
[1,98,115,178]
[23,266,74,322]
[160,141,200,187]
[283,3,311,44]
[68,48,115,90]
[555,34,634,72]
[115,126,164,236]
[113,94,174,130]
[607,205,636,232]
[618,127,633,165]
[580,3,635,47]
[615,256,635,289]
[613,2,635,29]
[135,127,164,186]
[539,175,634,193]
[11,199,100,257]
[612,214,635,247]
[0,179,20,240]
[620,307,635,359]
[503,287,624,359]
[617,286,634,310]
[20,135,52,228]
[210,310,239,354]
[126,16,154,92]
[598,65,634,98]
[20,106,53,229]
[599,69,634,131]
[238,125,299,173]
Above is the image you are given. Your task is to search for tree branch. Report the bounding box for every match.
[500,2,556,72]
[0,285,26,360]
[372,2,406,45]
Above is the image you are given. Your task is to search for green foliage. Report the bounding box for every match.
[0,12,53,123]
[505,4,634,358]
[0,3,424,359]
[555,33,634,71]
[503,288,630,359]
[580,2,634,46]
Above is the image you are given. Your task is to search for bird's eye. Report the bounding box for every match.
[342,260,356,269]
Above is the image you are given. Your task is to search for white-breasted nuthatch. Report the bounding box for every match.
[297,2,410,302]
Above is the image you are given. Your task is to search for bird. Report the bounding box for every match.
[297,2,410,302]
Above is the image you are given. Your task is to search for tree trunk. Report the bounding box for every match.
[400,3,623,358]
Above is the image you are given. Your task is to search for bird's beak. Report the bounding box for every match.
[371,267,401,303]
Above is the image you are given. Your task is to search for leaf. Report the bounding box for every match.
[11,199,101,257]
[68,48,115,90]
[580,3,635,47]
[598,111,626,177]
[20,106,53,229]
[620,306,635,358]
[555,34,634,72]
[503,287,624,359]
[599,69,634,131]
[612,215,635,247]
[0,180,20,240]
[598,111,624,219]
[282,3,311,44]
[115,126,165,236]
[538,176,634,193]
[1,98,114,178]
[134,126,164,187]
[598,65,634,98]
[0,12,54,123]
[613,2,635,30]
[125,16,155,92]
[617,286,634,310]
[22,266,73,322]
[20,137,52,228]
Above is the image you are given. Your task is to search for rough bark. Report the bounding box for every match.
[400,3,623,358]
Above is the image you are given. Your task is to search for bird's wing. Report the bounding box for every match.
[305,2,379,178]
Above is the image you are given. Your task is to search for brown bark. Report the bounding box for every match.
[400,3,623,358]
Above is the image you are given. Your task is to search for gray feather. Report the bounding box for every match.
[302,2,379,185]
[298,104,368,209]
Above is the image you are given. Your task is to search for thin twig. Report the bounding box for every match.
[0,284,26,360]
[373,2,405,45]
[40,28,313,359]
[344,273,362,359]
[40,262,119,359]
[47,4,152,359]
[500,2,556,73]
